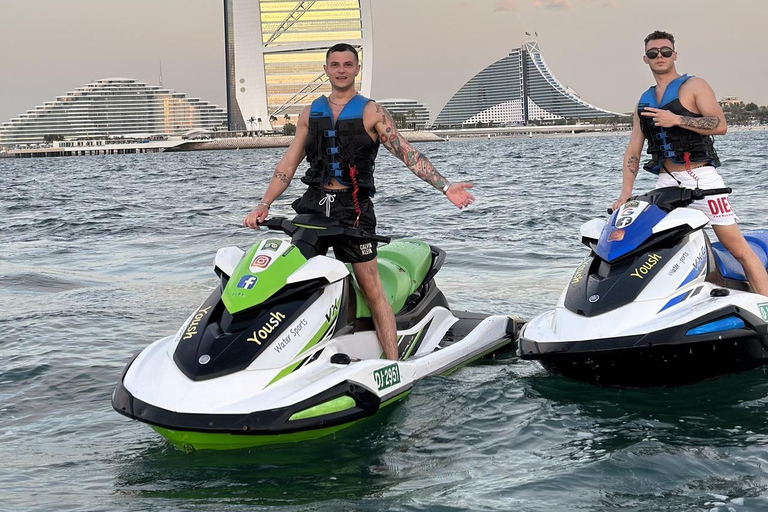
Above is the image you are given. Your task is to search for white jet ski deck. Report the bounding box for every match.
[112,215,518,450]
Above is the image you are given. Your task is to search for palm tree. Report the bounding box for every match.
[269,115,278,132]
[247,116,256,136]
[256,117,262,136]
[284,113,291,124]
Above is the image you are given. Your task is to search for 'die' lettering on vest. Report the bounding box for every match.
[637,74,720,175]
[302,94,380,194]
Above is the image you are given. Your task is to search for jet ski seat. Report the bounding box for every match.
[348,239,433,318]
[711,230,768,281]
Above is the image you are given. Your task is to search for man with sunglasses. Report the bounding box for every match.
[613,30,768,295]
[243,43,475,360]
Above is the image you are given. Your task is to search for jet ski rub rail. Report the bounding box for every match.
[519,306,768,387]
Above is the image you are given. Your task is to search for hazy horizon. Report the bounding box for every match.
[2,0,767,123]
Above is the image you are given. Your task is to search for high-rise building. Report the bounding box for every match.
[223,0,373,131]
[434,42,622,127]
[377,99,431,130]
[0,79,226,147]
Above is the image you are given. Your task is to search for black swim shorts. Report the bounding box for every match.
[291,187,378,263]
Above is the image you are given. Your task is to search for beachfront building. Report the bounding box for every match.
[377,99,430,129]
[224,0,373,131]
[0,78,227,147]
[434,42,622,127]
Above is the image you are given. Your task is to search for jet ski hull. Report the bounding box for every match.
[519,308,768,387]
[113,313,516,451]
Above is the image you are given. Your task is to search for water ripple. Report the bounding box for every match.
[1,133,767,511]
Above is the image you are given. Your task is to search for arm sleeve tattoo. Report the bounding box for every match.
[378,106,448,190]
[679,116,720,130]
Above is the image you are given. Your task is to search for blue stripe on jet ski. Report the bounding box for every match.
[659,290,690,313]
[685,315,746,336]
[677,260,706,290]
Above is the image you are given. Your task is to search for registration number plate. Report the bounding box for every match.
[373,363,401,391]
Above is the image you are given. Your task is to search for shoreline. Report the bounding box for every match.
[2,125,765,159]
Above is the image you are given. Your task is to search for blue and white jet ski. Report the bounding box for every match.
[519,186,768,387]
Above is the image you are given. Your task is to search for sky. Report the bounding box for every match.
[1,0,768,123]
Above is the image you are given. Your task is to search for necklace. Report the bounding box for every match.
[328,94,356,107]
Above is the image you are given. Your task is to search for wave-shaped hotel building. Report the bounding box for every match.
[0,79,226,147]
[434,42,622,127]
[224,0,373,131]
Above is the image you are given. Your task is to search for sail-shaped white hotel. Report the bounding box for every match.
[0,78,227,148]
[224,0,373,131]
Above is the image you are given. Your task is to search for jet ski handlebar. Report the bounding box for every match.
[259,215,391,244]
[608,186,733,214]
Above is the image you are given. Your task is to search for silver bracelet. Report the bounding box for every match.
[441,182,451,194]
[257,201,271,208]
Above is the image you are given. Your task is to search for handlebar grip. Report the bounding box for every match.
[691,187,732,200]
[703,187,732,196]
[607,208,614,215]
[259,217,286,230]
[371,234,391,244]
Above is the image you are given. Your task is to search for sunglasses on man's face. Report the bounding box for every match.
[645,47,675,59]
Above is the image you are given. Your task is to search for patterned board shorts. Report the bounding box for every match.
[655,166,738,226]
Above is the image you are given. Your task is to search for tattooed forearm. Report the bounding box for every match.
[626,155,639,177]
[384,135,446,189]
[377,104,448,189]
[411,153,448,189]
[272,170,291,185]
[679,116,720,130]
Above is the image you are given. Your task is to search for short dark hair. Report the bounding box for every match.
[644,30,675,48]
[326,43,359,62]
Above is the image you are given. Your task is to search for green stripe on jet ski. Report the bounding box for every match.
[151,423,353,452]
[151,389,413,451]
[289,395,356,421]
[264,303,341,388]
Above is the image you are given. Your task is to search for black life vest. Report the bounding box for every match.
[301,94,379,193]
[638,74,720,174]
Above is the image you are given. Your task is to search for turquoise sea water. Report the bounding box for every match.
[1,131,768,511]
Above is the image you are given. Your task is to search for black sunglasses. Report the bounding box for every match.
[645,47,675,59]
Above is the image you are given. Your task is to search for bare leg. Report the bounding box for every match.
[712,224,768,296]
[352,259,398,360]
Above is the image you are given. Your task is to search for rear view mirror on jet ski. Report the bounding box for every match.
[519,187,768,387]
[112,214,519,451]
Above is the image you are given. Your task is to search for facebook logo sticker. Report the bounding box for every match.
[237,275,258,289]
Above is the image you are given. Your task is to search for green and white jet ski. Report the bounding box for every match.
[112,215,518,451]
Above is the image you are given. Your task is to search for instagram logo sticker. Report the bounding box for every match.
[250,254,273,272]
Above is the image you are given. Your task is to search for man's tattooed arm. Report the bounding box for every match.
[679,116,720,131]
[376,104,448,190]
[272,169,291,185]
[259,168,294,206]
[626,155,639,177]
